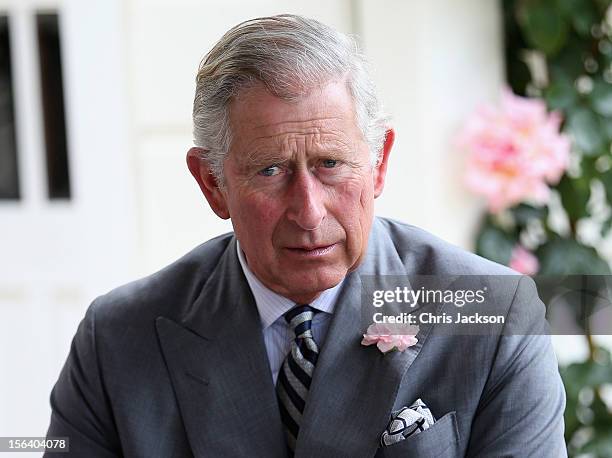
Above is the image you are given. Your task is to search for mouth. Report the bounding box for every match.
[285,243,337,257]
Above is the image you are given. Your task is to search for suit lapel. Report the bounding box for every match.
[295,220,439,458]
[156,238,287,458]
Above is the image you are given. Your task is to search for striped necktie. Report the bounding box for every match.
[276,304,319,455]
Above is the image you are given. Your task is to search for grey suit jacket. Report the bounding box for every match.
[45,217,567,457]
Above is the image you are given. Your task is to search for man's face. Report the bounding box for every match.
[189,80,392,304]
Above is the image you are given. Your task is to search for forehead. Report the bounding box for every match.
[227,80,363,149]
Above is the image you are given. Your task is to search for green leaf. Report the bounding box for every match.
[567,107,606,155]
[556,174,591,221]
[591,390,612,431]
[590,78,612,117]
[561,348,612,397]
[600,215,612,237]
[561,360,592,398]
[563,392,581,442]
[580,431,612,456]
[475,223,516,265]
[602,116,612,142]
[563,360,612,454]
[580,155,598,179]
[537,238,611,274]
[557,0,599,37]
[511,203,549,226]
[518,0,569,56]
[599,170,612,204]
[594,0,612,12]
[545,77,578,111]
[549,36,590,82]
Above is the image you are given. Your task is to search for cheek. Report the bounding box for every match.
[359,182,375,215]
[333,175,374,213]
[331,177,374,236]
[230,193,283,236]
[330,173,365,200]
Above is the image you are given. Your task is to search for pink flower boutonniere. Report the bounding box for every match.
[361,323,420,354]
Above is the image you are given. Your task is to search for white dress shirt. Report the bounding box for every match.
[236,240,344,383]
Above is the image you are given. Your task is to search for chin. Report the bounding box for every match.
[280,269,346,297]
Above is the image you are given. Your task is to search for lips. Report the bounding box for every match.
[289,244,333,251]
[285,243,337,256]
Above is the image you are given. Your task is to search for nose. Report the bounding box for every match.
[286,169,326,231]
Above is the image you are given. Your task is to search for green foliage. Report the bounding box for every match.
[475,221,516,265]
[537,237,611,274]
[591,79,612,117]
[561,347,612,456]
[545,76,578,109]
[488,1,612,455]
[519,0,570,56]
[497,0,612,269]
[557,174,592,220]
[513,202,549,224]
[567,108,607,155]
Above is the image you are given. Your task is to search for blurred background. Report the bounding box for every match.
[0,0,610,455]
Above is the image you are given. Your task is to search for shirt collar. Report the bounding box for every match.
[236,239,342,329]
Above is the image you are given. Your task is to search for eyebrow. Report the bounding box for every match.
[242,151,289,168]
[241,149,356,170]
[244,138,355,161]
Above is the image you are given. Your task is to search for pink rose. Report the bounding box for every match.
[509,244,539,275]
[457,89,570,212]
[361,323,419,354]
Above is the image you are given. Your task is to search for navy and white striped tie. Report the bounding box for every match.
[276,305,319,454]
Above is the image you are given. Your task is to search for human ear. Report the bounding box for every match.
[373,128,394,198]
[186,147,230,219]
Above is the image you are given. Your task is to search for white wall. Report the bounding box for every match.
[358,0,504,249]
[0,0,135,444]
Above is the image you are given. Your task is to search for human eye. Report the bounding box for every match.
[321,159,338,169]
[314,157,348,183]
[258,165,282,177]
[316,157,345,171]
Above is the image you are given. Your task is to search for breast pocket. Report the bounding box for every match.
[376,411,460,458]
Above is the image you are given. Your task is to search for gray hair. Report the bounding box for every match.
[192,14,388,185]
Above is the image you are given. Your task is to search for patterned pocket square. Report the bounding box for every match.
[380,398,436,447]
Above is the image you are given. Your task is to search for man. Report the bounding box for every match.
[46,14,566,457]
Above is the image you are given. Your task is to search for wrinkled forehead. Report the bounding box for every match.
[227,79,363,146]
